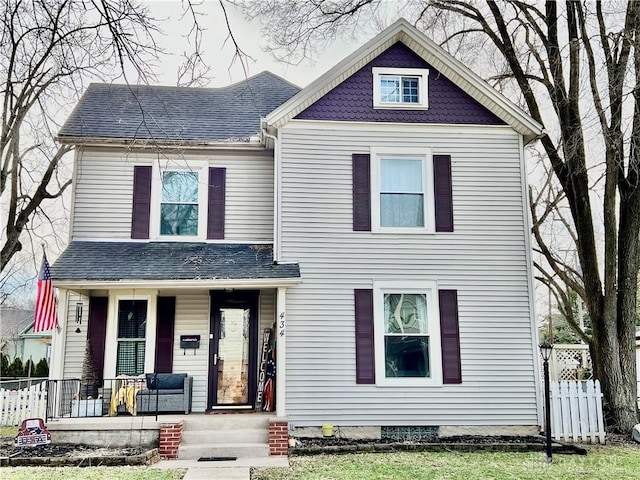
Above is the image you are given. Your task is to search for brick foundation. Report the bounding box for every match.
[269,418,289,456]
[159,421,183,459]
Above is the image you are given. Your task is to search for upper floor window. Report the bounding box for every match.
[373,67,429,109]
[160,171,199,236]
[371,147,435,233]
[132,163,226,241]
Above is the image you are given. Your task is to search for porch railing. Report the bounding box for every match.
[46,376,162,420]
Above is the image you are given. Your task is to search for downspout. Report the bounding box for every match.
[261,120,280,263]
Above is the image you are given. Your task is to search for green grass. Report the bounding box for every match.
[2,467,184,480]
[251,446,640,480]
[0,426,18,437]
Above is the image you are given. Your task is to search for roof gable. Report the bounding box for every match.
[58,72,300,144]
[296,42,505,125]
[266,19,543,142]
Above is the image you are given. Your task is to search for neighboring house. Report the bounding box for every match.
[0,307,50,367]
[50,19,544,431]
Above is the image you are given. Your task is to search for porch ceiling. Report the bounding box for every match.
[51,242,300,283]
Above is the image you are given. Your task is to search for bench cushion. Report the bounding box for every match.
[145,373,187,390]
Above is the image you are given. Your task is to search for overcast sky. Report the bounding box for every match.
[147,1,364,88]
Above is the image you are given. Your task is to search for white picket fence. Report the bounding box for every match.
[0,382,48,426]
[550,380,605,443]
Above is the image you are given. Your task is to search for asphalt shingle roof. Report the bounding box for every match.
[51,242,300,282]
[57,72,300,142]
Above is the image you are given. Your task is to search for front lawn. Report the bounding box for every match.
[2,467,184,480]
[252,446,640,480]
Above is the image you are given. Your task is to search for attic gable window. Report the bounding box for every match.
[373,67,429,110]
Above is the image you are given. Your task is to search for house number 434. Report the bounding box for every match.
[279,311,285,337]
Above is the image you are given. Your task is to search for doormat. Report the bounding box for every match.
[205,409,255,414]
[198,456,237,462]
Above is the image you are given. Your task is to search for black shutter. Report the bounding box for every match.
[439,290,462,384]
[434,155,454,232]
[155,297,176,373]
[87,297,108,380]
[207,167,226,239]
[354,289,375,384]
[131,166,152,239]
[352,154,371,231]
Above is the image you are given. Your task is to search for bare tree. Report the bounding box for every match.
[240,0,640,432]
[0,0,164,273]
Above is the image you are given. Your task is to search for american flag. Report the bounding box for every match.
[33,255,58,333]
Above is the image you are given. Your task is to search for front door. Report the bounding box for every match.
[208,290,259,409]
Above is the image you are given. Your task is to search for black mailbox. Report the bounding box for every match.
[180,335,200,349]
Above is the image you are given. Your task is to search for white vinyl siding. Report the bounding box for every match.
[71,147,274,242]
[172,292,210,412]
[169,289,275,413]
[62,292,89,379]
[278,121,537,426]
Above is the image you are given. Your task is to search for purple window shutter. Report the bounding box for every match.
[155,297,175,373]
[439,290,462,384]
[434,155,454,232]
[207,167,226,239]
[131,166,152,239]
[352,154,371,231]
[87,297,108,380]
[354,289,375,384]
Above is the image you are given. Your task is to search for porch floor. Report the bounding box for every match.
[46,411,274,431]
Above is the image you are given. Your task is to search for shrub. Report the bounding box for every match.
[6,357,24,377]
[34,358,49,377]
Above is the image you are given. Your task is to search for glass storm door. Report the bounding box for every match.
[208,291,258,409]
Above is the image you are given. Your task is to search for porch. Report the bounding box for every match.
[50,242,300,417]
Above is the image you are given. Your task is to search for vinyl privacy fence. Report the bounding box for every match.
[0,381,47,426]
[550,380,605,444]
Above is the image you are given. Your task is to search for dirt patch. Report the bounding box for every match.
[0,436,158,466]
[0,436,145,458]
[295,435,545,448]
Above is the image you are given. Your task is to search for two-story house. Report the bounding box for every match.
[51,19,544,436]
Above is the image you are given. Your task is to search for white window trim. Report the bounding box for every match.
[373,280,442,387]
[372,67,429,110]
[104,291,157,379]
[370,146,435,234]
[149,160,208,241]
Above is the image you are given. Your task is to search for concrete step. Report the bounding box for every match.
[178,442,270,460]
[183,466,250,480]
[181,413,270,430]
[181,428,268,444]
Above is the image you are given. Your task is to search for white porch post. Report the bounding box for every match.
[276,287,287,416]
[50,288,68,380]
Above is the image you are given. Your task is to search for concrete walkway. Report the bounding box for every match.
[151,456,289,480]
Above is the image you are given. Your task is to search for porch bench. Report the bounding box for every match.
[135,373,193,414]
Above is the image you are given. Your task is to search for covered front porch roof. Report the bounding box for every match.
[51,241,301,289]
